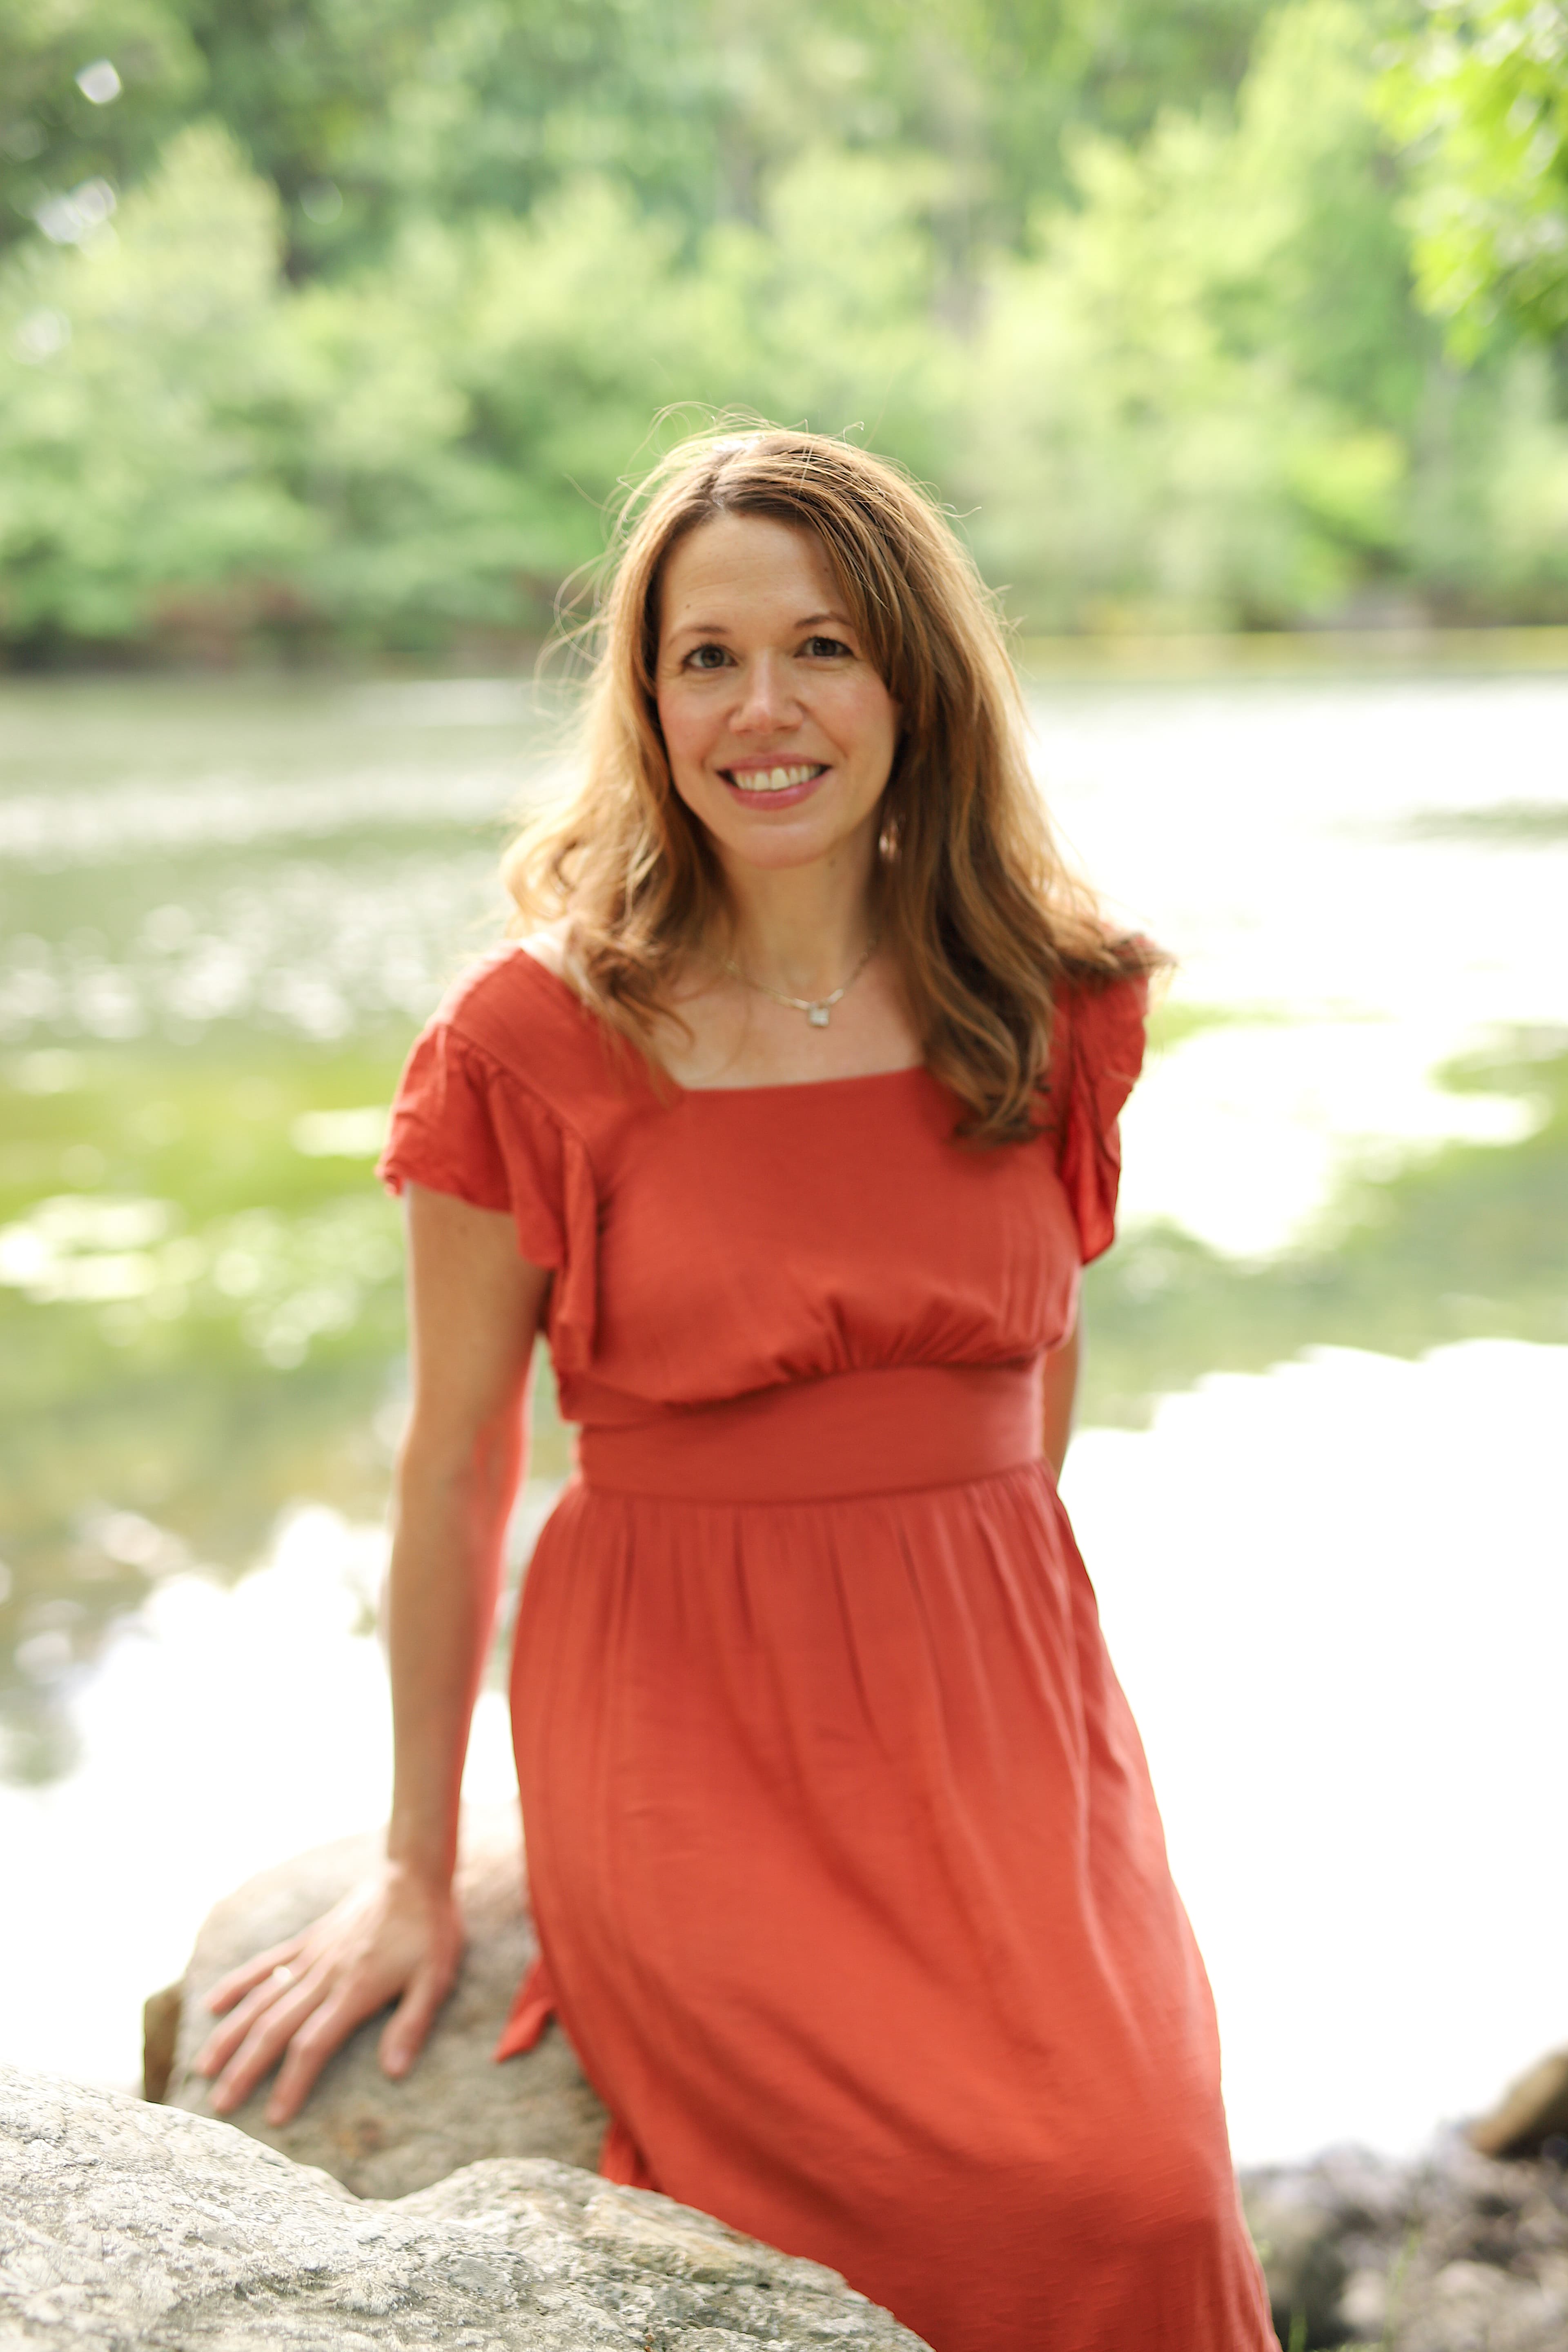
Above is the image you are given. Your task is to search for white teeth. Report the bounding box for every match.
[729,764,821,792]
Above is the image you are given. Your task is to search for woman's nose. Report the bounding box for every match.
[732,653,800,731]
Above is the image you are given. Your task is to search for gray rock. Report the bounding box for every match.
[0,2063,929,2348]
[1241,2136,1568,2349]
[163,1806,608,2196]
[1241,2144,1408,2345]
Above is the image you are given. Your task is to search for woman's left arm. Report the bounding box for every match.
[1041,1313,1081,1481]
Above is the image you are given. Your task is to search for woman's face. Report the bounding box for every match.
[653,513,901,878]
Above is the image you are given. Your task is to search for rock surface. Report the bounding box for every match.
[162,1807,608,2197]
[1468,2043,1568,2161]
[1241,2138,1568,2348]
[0,2063,928,2349]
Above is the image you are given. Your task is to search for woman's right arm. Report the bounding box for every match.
[194,1183,550,2124]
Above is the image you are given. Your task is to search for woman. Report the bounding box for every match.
[196,428,1274,2352]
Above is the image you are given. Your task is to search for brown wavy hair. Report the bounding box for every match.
[503,423,1161,1145]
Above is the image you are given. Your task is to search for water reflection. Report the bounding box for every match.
[1066,1334,1568,2165]
[1086,1029,1568,1423]
[3,848,501,1041]
[0,1032,568,1781]
[0,678,552,1776]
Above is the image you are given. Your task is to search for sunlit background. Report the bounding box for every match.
[2,0,1566,2176]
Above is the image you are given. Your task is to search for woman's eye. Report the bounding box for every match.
[685,644,732,671]
[801,635,851,659]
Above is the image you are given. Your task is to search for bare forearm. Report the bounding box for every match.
[384,1417,523,1885]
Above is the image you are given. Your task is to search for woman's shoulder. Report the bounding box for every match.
[431,935,612,1111]
[381,939,609,1319]
[1043,942,1154,1136]
[1044,951,1154,1264]
[1055,959,1148,1050]
[1051,942,1152,1079]
[385,933,619,1188]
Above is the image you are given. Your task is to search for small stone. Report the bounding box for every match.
[1468,2044,1568,2160]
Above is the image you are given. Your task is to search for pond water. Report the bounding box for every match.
[2,665,1565,2168]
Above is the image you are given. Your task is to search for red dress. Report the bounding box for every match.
[380,946,1273,2352]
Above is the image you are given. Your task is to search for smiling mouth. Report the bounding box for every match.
[721,763,827,793]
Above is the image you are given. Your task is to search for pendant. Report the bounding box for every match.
[807,1004,831,1027]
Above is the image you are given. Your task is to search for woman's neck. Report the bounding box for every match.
[718,836,878,1000]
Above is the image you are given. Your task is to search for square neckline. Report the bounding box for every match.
[515,941,931,1100]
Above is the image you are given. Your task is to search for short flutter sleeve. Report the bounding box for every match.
[378,1018,599,1371]
[1050,973,1149,1265]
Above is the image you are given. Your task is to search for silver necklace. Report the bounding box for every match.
[722,933,879,1028]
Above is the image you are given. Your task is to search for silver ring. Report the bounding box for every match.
[270,1964,296,1989]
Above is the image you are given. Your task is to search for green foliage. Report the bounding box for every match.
[0,130,961,646]
[92,0,1276,278]
[953,0,1568,627]
[0,0,202,256]
[1,0,1566,650]
[1379,0,1568,351]
[0,124,308,644]
[960,2,1455,627]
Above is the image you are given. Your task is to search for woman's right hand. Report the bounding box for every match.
[192,1861,465,2125]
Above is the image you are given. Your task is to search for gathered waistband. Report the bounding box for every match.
[576,1359,1046,1505]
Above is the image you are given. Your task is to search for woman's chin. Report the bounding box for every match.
[682,786,886,878]
[707,818,872,878]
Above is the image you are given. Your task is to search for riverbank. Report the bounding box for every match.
[6,621,1568,684]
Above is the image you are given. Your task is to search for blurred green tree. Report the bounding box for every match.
[2,0,1567,650]
[0,0,203,256]
[8,0,1275,283]
[1379,0,1568,351]
[0,124,309,648]
[959,0,1568,629]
